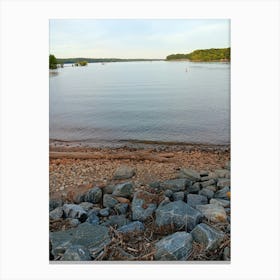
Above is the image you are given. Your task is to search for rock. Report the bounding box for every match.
[131,191,157,221]
[73,193,86,204]
[99,208,110,217]
[49,206,63,220]
[103,194,118,208]
[161,179,189,192]
[103,185,115,194]
[158,197,170,208]
[217,178,230,188]
[200,179,216,188]
[223,246,230,261]
[61,245,91,261]
[112,182,133,198]
[199,188,214,199]
[118,221,145,233]
[49,199,63,211]
[205,185,217,192]
[50,223,110,259]
[66,218,80,227]
[155,200,202,231]
[102,215,129,228]
[214,169,230,178]
[178,168,201,181]
[164,189,173,198]
[224,161,230,170]
[214,186,230,200]
[113,165,135,180]
[210,198,230,208]
[196,204,227,223]
[187,182,200,194]
[114,203,128,215]
[79,202,94,212]
[200,170,209,176]
[149,181,162,192]
[155,232,193,260]
[186,194,208,208]
[191,223,225,251]
[84,187,102,204]
[114,196,131,204]
[86,212,99,225]
[87,207,100,216]
[200,176,211,182]
[62,204,88,222]
[172,191,185,201]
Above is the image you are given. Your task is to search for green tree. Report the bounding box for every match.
[49,54,57,69]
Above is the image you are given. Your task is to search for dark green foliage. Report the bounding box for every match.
[49,54,57,69]
[56,58,164,64]
[166,48,230,62]
[78,61,88,66]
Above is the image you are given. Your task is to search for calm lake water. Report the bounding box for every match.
[49,61,230,145]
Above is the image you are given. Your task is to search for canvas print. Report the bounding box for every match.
[49,19,230,262]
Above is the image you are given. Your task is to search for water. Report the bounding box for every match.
[49,61,230,145]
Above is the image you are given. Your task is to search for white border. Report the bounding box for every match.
[1,1,280,280]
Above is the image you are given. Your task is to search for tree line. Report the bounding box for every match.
[166,48,230,62]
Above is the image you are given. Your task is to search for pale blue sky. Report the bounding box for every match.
[49,19,230,59]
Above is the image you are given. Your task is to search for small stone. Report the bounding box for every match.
[191,223,225,251]
[102,215,129,228]
[187,182,200,194]
[161,179,189,192]
[103,194,118,208]
[149,181,162,192]
[223,246,230,261]
[61,245,91,261]
[214,169,230,178]
[86,212,99,225]
[199,188,214,199]
[66,218,80,227]
[59,186,65,191]
[118,221,145,233]
[155,232,193,260]
[196,204,227,223]
[187,194,208,208]
[113,165,135,180]
[200,179,216,188]
[178,168,201,181]
[84,187,102,204]
[217,178,230,188]
[49,199,63,211]
[164,189,173,198]
[49,206,63,220]
[112,182,133,198]
[99,208,110,217]
[205,185,217,192]
[214,186,230,200]
[79,202,94,212]
[210,198,230,208]
[63,204,88,222]
[172,191,185,201]
[158,197,170,208]
[224,161,230,170]
[114,203,128,215]
[103,185,115,194]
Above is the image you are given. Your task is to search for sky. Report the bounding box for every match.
[49,19,230,59]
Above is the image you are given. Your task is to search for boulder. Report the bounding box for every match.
[210,198,230,208]
[160,179,189,192]
[186,194,208,208]
[79,202,94,212]
[155,200,202,231]
[131,191,158,221]
[113,165,135,180]
[214,169,230,178]
[217,178,230,188]
[62,204,88,222]
[187,182,200,194]
[86,212,99,225]
[99,208,110,217]
[199,188,214,200]
[112,182,133,198]
[103,194,118,208]
[164,189,173,198]
[172,191,185,201]
[196,204,227,223]
[114,203,128,215]
[102,215,129,228]
[118,221,145,233]
[178,168,201,181]
[61,245,91,261]
[49,206,63,220]
[200,179,216,188]
[214,186,230,200]
[49,199,63,211]
[103,185,115,194]
[50,223,110,259]
[84,187,102,204]
[191,223,225,251]
[155,232,193,260]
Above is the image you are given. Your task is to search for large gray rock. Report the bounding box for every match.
[113,165,135,180]
[112,182,133,198]
[155,200,202,231]
[62,204,88,222]
[187,182,200,194]
[49,206,63,220]
[161,179,189,192]
[187,194,208,208]
[200,179,216,188]
[102,215,129,228]
[131,191,157,221]
[178,168,201,181]
[155,232,193,260]
[61,245,91,261]
[50,223,110,259]
[217,178,230,188]
[199,188,214,199]
[118,221,145,233]
[191,223,225,251]
[172,191,185,201]
[84,187,102,204]
[214,186,230,200]
[103,194,118,208]
[210,198,230,208]
[196,204,227,223]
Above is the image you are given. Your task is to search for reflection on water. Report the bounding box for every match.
[49,61,230,145]
[49,71,59,77]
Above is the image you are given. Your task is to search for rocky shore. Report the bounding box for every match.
[49,146,230,261]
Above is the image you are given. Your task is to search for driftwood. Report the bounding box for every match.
[49,151,175,163]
